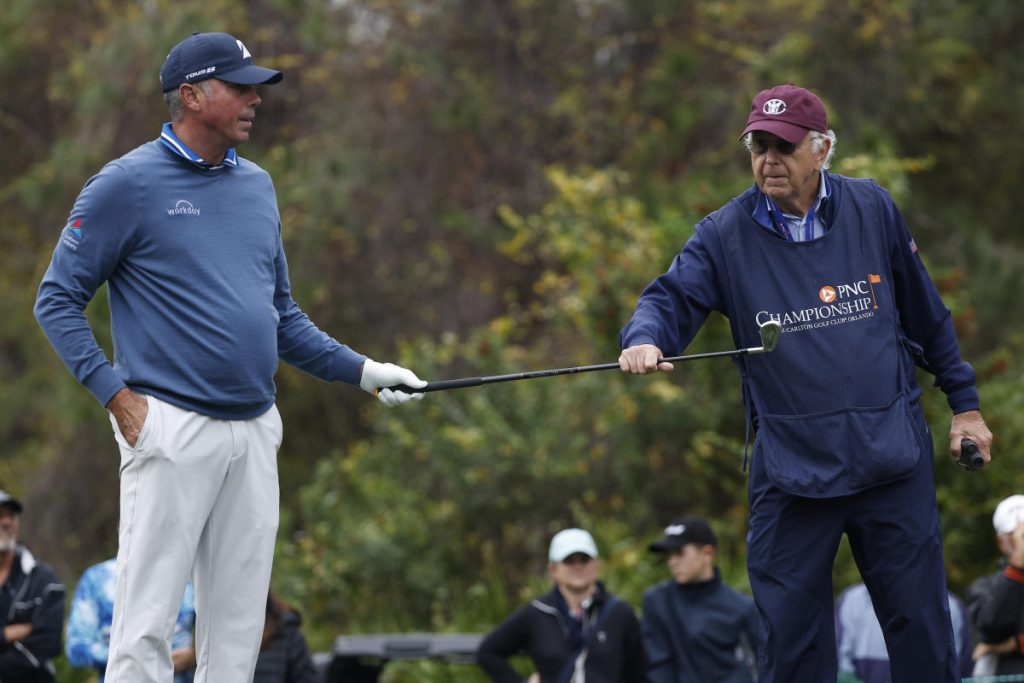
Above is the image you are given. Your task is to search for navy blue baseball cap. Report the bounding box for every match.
[160,32,283,93]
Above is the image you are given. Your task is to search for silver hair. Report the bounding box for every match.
[809,130,838,169]
[742,129,838,169]
[163,80,213,121]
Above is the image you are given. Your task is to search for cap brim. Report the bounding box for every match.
[741,119,811,144]
[218,65,283,86]
[551,550,596,563]
[648,539,684,553]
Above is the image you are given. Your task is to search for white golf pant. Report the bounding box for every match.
[106,395,282,683]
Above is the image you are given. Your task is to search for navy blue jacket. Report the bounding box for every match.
[622,174,978,497]
[621,174,977,415]
[641,569,757,683]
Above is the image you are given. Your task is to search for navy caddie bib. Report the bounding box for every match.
[709,177,922,498]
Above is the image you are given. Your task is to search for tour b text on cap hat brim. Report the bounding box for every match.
[160,32,283,93]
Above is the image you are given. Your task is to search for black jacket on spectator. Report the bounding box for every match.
[476,582,645,683]
[967,564,1024,674]
[0,546,65,683]
[253,610,318,683]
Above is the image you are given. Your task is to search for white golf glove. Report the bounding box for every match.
[359,359,427,407]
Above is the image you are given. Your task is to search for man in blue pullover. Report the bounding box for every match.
[34,32,426,683]
[618,84,993,682]
[642,516,758,682]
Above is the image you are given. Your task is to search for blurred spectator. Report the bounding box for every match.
[65,557,196,682]
[0,490,65,682]
[477,528,645,683]
[253,591,318,683]
[642,516,758,682]
[967,494,1024,676]
[835,581,971,682]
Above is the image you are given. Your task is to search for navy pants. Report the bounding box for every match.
[746,423,957,682]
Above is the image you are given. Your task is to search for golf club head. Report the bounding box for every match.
[755,320,782,353]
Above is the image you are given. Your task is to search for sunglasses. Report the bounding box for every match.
[748,135,801,156]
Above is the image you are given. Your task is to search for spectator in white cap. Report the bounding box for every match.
[641,516,758,683]
[966,494,1024,676]
[476,527,645,683]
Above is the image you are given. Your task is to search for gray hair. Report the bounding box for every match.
[742,129,838,169]
[810,130,838,169]
[163,80,213,121]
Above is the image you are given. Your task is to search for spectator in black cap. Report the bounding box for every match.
[0,490,65,682]
[642,516,758,683]
[34,29,426,683]
[477,528,645,683]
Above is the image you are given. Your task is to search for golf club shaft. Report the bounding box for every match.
[386,345,767,394]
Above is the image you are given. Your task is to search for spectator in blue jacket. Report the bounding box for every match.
[0,490,65,683]
[836,582,972,682]
[66,557,196,682]
[642,516,758,682]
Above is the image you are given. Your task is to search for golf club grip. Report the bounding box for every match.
[960,438,984,470]
[386,377,484,394]
[660,347,752,363]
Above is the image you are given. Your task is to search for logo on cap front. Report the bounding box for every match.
[665,524,686,536]
[237,40,251,59]
[763,98,788,115]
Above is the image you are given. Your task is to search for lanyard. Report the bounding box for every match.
[767,197,818,241]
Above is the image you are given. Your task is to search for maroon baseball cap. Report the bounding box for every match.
[741,84,828,144]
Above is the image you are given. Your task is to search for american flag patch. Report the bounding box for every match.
[909,238,918,253]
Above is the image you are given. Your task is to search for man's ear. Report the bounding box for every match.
[816,136,832,168]
[180,83,203,112]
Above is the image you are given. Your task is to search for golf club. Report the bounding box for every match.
[956,438,984,471]
[383,319,782,394]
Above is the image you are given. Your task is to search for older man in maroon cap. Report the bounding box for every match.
[619,84,993,681]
